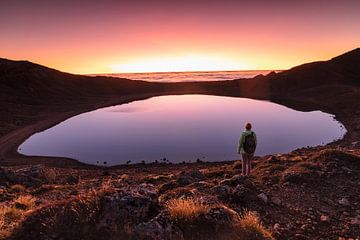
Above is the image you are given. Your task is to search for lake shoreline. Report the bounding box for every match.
[0,87,357,169]
[16,95,347,166]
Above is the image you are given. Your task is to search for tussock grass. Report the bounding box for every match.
[14,195,36,210]
[166,198,209,221]
[0,206,22,223]
[11,190,105,240]
[237,210,273,240]
[0,206,20,239]
[0,218,8,240]
[0,195,35,238]
[166,199,273,240]
[233,160,243,170]
[0,213,4,229]
[10,184,26,193]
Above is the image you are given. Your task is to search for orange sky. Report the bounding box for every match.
[0,0,359,73]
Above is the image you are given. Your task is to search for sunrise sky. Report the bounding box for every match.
[1,0,359,73]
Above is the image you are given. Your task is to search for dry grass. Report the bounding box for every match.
[10,184,26,193]
[0,206,22,240]
[166,198,209,221]
[11,192,104,240]
[237,210,273,240]
[0,213,4,229]
[0,206,22,223]
[166,199,273,240]
[0,195,34,239]
[233,160,243,170]
[14,195,36,210]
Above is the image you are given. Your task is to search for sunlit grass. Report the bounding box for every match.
[166,198,209,221]
[14,195,36,210]
[238,210,273,239]
[10,184,26,193]
[0,206,22,223]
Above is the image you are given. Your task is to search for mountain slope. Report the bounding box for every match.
[0,58,159,104]
[265,48,360,93]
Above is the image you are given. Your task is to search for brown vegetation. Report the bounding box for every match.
[166,198,209,222]
[14,195,36,210]
[239,211,273,240]
[9,185,26,193]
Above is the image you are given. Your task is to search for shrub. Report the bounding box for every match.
[0,206,22,240]
[166,199,273,240]
[0,216,8,240]
[14,195,36,210]
[166,198,208,222]
[10,184,26,193]
[0,213,4,229]
[11,192,104,240]
[237,210,273,240]
[0,207,22,223]
[233,160,243,170]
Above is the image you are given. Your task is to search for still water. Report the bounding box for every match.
[18,95,346,166]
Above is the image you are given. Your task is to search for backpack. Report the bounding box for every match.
[244,132,256,154]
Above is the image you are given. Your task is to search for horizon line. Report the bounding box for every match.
[85,69,284,76]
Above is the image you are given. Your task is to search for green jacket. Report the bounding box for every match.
[238,130,257,154]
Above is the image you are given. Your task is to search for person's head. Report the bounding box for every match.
[245,122,252,130]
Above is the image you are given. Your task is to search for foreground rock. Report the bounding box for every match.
[11,188,160,240]
[1,148,360,239]
[1,165,56,187]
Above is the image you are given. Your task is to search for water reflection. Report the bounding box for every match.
[18,95,346,166]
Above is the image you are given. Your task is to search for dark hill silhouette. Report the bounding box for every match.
[264,48,360,93]
[0,58,161,104]
[1,48,360,104]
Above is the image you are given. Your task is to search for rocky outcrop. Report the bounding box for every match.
[134,213,184,240]
[1,165,56,187]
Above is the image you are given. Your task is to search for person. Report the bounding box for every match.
[238,122,257,175]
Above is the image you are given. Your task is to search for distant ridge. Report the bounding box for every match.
[265,48,360,93]
[1,48,360,103]
[0,58,159,104]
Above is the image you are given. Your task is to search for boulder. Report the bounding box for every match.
[320,215,330,222]
[176,170,205,186]
[96,191,160,235]
[211,184,231,200]
[159,181,178,194]
[338,198,350,206]
[4,165,56,187]
[219,174,246,187]
[266,156,280,163]
[232,184,248,199]
[271,196,282,206]
[63,174,80,185]
[203,206,239,225]
[134,213,184,240]
[257,193,268,203]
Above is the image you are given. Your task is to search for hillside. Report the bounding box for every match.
[266,48,360,93]
[0,58,161,104]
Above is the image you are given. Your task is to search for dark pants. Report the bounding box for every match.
[242,153,254,175]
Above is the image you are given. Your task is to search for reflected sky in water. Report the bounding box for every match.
[18,95,346,166]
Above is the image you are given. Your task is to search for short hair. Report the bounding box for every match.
[245,122,252,130]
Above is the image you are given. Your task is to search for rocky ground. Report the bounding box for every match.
[1,146,359,239]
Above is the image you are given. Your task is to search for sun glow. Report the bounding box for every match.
[110,55,248,73]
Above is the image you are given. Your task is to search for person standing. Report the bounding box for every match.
[238,122,257,175]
